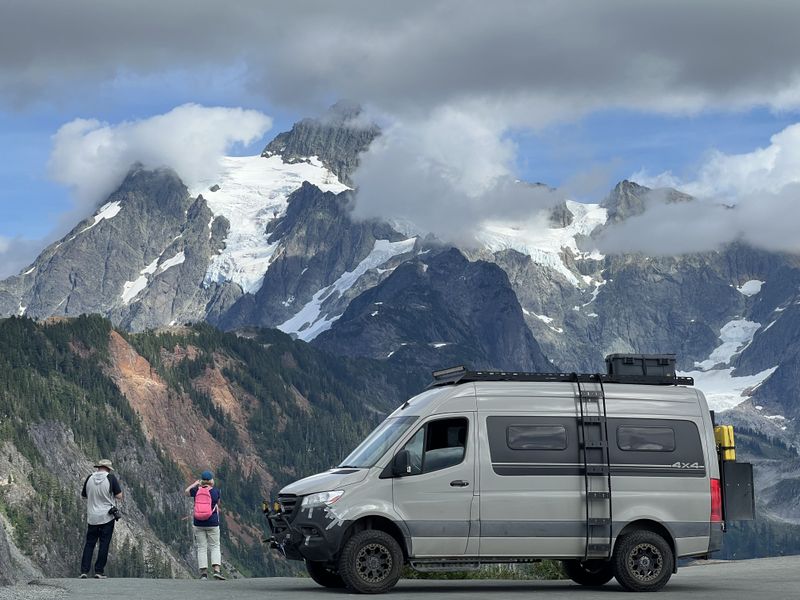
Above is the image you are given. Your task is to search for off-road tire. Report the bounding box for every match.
[562,559,615,586]
[305,560,345,588]
[337,529,403,594]
[612,530,674,592]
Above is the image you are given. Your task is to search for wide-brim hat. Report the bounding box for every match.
[94,459,114,471]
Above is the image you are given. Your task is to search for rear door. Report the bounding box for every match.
[392,413,477,557]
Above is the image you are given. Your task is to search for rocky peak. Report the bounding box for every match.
[261,102,380,185]
[602,180,694,223]
[602,180,651,223]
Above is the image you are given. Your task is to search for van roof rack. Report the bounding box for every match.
[428,365,693,389]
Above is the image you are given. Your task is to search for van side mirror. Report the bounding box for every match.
[392,450,412,477]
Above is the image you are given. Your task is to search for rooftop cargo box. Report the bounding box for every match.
[605,353,677,378]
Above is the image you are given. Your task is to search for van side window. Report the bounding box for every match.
[401,417,468,475]
[617,426,675,452]
[507,425,567,450]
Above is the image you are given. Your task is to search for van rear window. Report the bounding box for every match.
[617,426,675,452]
[507,425,567,450]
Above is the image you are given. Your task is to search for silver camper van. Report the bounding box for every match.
[266,355,755,593]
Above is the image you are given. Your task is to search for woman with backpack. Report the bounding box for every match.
[185,470,225,580]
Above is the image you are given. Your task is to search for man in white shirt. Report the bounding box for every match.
[80,459,123,579]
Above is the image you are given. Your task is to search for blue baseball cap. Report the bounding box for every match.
[201,470,213,480]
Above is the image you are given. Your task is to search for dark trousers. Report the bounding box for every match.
[80,520,115,575]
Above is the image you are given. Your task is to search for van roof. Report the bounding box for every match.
[428,366,694,388]
[394,379,706,419]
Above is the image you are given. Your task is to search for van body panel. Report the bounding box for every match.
[392,412,477,557]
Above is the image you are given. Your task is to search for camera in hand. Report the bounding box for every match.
[108,506,121,521]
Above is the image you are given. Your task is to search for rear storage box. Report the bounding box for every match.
[605,354,677,378]
[722,461,755,521]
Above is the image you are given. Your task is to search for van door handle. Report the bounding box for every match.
[450,480,470,487]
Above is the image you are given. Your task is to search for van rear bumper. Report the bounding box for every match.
[267,507,350,562]
[708,523,724,554]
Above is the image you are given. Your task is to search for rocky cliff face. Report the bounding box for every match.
[261,100,380,185]
[217,182,411,333]
[0,167,230,332]
[315,247,554,373]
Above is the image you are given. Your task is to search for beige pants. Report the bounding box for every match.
[194,526,221,570]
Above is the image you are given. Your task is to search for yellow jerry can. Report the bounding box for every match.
[714,425,736,461]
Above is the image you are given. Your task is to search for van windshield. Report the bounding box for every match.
[339,416,419,468]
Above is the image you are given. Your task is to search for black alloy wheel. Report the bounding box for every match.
[338,529,404,594]
[612,530,674,592]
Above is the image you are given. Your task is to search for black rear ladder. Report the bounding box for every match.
[575,374,613,560]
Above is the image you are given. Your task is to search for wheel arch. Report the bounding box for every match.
[342,514,410,560]
[615,519,677,569]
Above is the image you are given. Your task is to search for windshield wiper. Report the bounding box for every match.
[337,465,363,469]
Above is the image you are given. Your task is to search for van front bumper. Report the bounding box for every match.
[267,505,350,563]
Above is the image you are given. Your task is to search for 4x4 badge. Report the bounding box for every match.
[671,462,701,469]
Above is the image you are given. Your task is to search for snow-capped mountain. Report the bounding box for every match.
[2,105,799,458]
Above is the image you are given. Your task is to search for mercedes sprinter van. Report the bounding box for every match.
[267,355,754,593]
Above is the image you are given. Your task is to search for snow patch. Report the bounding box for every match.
[191,155,348,294]
[531,311,564,333]
[141,258,159,276]
[23,266,36,275]
[121,251,181,305]
[430,342,449,348]
[694,319,761,370]
[121,275,149,305]
[278,238,417,341]
[737,280,765,297]
[681,366,779,412]
[159,251,186,272]
[478,200,607,286]
[17,303,26,316]
[80,201,122,233]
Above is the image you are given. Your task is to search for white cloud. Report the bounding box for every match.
[636,122,800,200]
[48,103,272,211]
[598,120,800,255]
[596,183,800,256]
[352,107,565,243]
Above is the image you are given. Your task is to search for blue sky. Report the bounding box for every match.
[513,107,800,200]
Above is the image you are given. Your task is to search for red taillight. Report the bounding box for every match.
[710,478,723,522]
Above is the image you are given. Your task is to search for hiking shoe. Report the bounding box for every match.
[200,573,208,580]
[79,574,88,579]
[212,571,226,580]
[94,574,107,579]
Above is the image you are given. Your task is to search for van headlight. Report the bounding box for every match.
[301,490,344,507]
